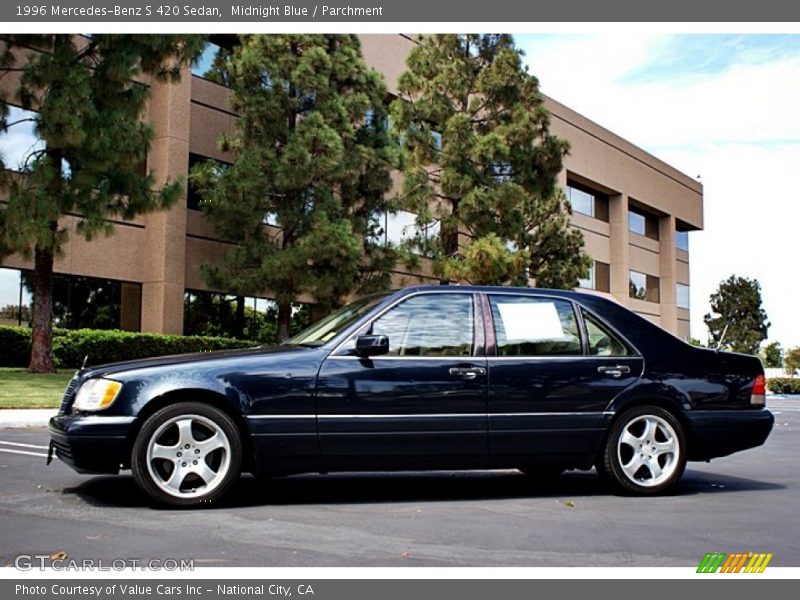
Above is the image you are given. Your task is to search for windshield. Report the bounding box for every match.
[283,291,392,347]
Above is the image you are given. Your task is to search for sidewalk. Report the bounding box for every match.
[0,409,57,428]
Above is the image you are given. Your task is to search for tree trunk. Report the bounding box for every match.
[28,240,56,373]
[439,201,460,285]
[277,301,292,343]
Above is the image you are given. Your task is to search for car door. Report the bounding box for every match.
[316,291,488,457]
[485,294,643,457]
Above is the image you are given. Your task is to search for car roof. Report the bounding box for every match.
[395,284,599,301]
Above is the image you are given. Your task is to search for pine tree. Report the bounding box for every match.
[704,275,770,355]
[192,35,397,342]
[0,35,205,372]
[390,34,590,287]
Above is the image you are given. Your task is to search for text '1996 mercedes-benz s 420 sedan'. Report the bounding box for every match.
[49,286,774,506]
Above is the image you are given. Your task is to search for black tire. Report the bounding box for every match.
[601,405,687,495]
[131,402,242,507]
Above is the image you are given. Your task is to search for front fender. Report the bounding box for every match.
[112,372,249,417]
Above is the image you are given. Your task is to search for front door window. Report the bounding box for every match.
[369,293,475,357]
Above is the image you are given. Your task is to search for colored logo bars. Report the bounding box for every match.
[697,552,773,573]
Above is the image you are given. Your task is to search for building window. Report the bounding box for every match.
[676,230,689,252]
[50,274,139,330]
[373,210,440,250]
[677,283,690,309]
[578,260,610,293]
[0,268,140,331]
[183,290,311,343]
[566,182,609,221]
[430,130,442,152]
[578,262,595,290]
[187,153,230,211]
[492,162,512,182]
[0,268,33,327]
[568,185,594,217]
[629,270,660,303]
[595,261,611,293]
[628,208,659,240]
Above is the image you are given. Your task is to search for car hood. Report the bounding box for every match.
[78,345,309,379]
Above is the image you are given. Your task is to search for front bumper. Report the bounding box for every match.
[48,414,136,474]
[686,409,774,461]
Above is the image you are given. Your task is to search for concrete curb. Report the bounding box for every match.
[0,409,57,428]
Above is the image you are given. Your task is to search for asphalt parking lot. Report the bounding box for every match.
[1,398,798,568]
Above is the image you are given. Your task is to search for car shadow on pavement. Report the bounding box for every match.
[64,468,784,509]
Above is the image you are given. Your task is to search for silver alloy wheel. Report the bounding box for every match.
[146,414,232,499]
[616,414,680,488]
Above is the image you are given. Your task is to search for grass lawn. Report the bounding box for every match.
[0,368,75,409]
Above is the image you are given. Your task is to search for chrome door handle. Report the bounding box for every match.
[597,365,631,378]
[449,366,486,379]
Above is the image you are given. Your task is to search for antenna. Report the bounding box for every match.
[715,324,729,353]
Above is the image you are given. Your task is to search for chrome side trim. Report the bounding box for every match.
[484,356,640,362]
[246,414,317,420]
[66,416,137,425]
[246,412,613,420]
[327,354,640,362]
[327,355,483,362]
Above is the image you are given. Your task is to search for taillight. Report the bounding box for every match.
[751,374,766,406]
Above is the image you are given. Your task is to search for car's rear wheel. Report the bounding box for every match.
[601,405,686,495]
[132,402,242,507]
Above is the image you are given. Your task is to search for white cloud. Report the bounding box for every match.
[518,34,800,348]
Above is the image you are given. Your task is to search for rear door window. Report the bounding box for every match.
[488,295,581,356]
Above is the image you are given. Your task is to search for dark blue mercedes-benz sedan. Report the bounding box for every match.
[49,285,774,506]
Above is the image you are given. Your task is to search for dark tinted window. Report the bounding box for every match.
[370,294,474,357]
[489,296,581,356]
[582,309,633,356]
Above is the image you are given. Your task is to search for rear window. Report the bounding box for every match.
[582,309,634,356]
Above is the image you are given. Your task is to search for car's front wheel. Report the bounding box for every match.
[601,405,686,495]
[131,402,242,506]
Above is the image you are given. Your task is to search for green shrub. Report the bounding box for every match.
[0,326,255,369]
[767,377,800,395]
[0,326,32,367]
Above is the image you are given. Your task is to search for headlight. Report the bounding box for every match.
[72,378,123,411]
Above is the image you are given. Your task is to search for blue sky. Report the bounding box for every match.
[515,34,800,348]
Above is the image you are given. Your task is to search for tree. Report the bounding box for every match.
[390,34,590,287]
[703,275,770,355]
[784,347,800,377]
[0,35,204,372]
[192,35,397,341]
[761,341,783,369]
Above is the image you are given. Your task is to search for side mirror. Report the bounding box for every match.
[355,334,389,357]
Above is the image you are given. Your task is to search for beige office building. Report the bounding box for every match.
[0,34,702,340]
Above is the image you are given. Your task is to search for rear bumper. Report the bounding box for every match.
[686,409,774,461]
[48,414,136,474]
